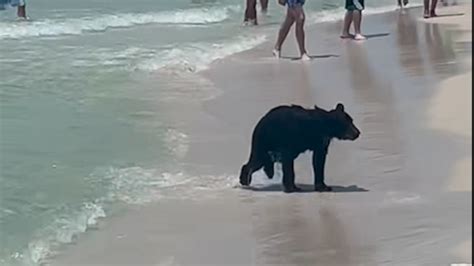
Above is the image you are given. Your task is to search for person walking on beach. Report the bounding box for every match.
[423,0,439,18]
[273,0,310,60]
[0,0,27,19]
[341,0,366,40]
[244,0,269,25]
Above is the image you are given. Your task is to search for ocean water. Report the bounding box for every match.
[0,0,421,265]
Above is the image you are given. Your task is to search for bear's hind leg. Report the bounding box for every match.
[262,153,274,179]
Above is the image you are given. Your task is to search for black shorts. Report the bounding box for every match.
[345,0,364,11]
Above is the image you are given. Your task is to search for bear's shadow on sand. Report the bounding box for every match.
[241,184,369,193]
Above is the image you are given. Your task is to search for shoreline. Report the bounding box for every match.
[50,3,472,266]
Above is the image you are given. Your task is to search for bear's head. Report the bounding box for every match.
[326,103,360,141]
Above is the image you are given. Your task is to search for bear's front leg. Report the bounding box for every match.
[282,158,302,193]
[312,146,332,192]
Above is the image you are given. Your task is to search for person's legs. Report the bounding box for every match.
[430,0,439,16]
[294,5,308,58]
[10,0,26,18]
[341,11,354,38]
[273,8,295,57]
[17,5,26,18]
[244,0,258,24]
[244,0,251,22]
[260,0,269,13]
[353,10,366,40]
[342,0,361,38]
[343,0,366,40]
[399,0,409,7]
[423,0,431,18]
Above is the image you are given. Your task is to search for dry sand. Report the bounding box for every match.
[51,3,472,266]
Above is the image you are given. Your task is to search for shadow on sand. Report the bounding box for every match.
[281,54,340,61]
[365,32,391,39]
[241,184,369,193]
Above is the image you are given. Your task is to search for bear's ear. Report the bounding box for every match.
[335,103,344,112]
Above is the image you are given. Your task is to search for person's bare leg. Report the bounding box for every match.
[353,10,366,40]
[274,9,295,58]
[244,0,251,23]
[423,0,431,18]
[341,11,354,38]
[244,0,258,25]
[260,0,269,13]
[430,0,439,16]
[17,5,26,18]
[251,0,258,24]
[294,6,308,59]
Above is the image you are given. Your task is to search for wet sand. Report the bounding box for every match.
[425,4,472,195]
[51,4,472,266]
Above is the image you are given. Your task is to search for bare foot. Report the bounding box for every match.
[354,33,367,40]
[272,49,281,59]
[243,19,258,26]
[340,33,354,39]
[16,16,29,21]
[300,53,311,61]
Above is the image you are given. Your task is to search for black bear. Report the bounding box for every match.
[239,103,360,193]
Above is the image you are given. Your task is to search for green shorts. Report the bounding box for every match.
[345,0,364,11]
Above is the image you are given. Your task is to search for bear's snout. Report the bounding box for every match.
[344,125,360,140]
[349,126,361,140]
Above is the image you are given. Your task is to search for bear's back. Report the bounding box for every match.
[265,104,309,120]
[254,105,315,146]
[256,105,307,129]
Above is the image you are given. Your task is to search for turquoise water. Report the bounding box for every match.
[0,0,420,265]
